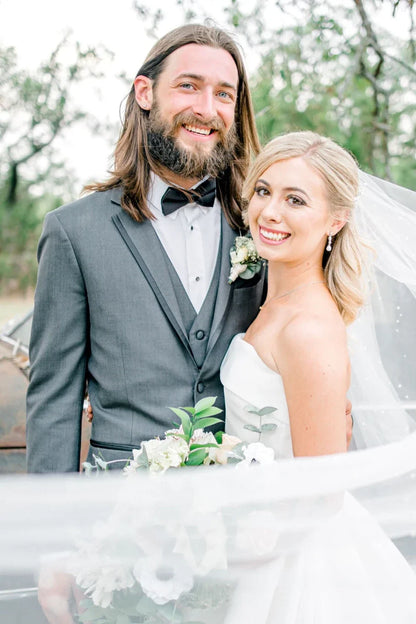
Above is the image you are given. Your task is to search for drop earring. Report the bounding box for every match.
[326,234,333,252]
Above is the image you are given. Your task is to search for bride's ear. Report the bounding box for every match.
[329,211,349,236]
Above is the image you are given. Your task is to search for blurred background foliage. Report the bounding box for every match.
[1,0,415,293]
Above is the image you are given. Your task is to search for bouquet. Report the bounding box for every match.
[83,396,275,475]
[65,398,277,623]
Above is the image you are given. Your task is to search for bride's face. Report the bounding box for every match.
[248,156,338,266]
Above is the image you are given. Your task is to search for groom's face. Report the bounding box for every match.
[135,44,239,181]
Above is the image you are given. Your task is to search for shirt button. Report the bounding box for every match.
[195,276,200,282]
[197,382,205,393]
[196,330,205,340]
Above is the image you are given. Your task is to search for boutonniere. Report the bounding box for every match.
[228,235,263,284]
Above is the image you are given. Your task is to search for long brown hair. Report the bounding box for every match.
[84,24,260,230]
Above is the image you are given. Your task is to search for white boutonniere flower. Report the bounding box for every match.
[228,235,263,284]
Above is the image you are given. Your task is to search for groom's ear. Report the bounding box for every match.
[134,75,153,111]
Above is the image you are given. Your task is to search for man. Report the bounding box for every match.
[26,24,267,472]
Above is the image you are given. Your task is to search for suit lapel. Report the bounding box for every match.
[207,213,236,352]
[111,191,194,361]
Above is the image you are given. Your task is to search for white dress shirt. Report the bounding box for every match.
[148,174,221,313]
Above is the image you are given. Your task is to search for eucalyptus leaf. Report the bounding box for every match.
[116,614,131,624]
[239,263,261,279]
[257,406,277,416]
[260,423,278,432]
[243,424,262,433]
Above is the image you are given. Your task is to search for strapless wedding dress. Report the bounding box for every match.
[220,333,416,623]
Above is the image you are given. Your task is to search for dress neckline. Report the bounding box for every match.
[235,334,282,377]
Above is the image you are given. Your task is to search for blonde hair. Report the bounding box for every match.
[243,131,367,325]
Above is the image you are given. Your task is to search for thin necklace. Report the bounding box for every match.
[259,280,325,310]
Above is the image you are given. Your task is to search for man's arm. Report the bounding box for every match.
[26,211,88,472]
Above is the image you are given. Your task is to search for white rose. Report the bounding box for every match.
[214,433,241,464]
[143,437,189,473]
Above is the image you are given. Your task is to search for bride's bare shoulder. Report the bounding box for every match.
[276,305,348,368]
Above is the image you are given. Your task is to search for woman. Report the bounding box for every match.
[220,131,416,621]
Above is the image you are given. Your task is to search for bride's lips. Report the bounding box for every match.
[259,226,291,245]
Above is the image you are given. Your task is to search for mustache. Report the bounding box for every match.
[169,111,227,136]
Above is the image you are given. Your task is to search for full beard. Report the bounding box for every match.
[146,107,238,180]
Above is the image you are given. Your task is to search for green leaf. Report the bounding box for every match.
[185,448,208,465]
[116,615,131,624]
[77,605,106,621]
[258,406,277,416]
[193,417,223,430]
[246,405,277,416]
[215,431,224,443]
[169,407,192,438]
[166,432,188,441]
[194,407,223,419]
[260,423,278,432]
[239,263,261,280]
[243,424,262,433]
[189,443,219,450]
[194,396,217,413]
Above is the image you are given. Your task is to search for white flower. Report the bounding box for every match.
[133,553,194,605]
[191,429,217,445]
[128,437,189,473]
[212,433,241,465]
[230,248,248,264]
[244,442,275,464]
[174,511,228,575]
[236,442,275,469]
[71,554,135,608]
[235,510,279,557]
[228,235,261,283]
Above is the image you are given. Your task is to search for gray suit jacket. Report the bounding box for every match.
[26,188,266,472]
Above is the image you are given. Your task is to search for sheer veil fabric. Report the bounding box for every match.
[1,173,416,622]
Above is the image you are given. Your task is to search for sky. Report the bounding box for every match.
[1,0,412,191]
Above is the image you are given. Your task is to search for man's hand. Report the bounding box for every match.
[346,398,353,448]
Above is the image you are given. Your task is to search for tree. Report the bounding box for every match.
[134,0,416,188]
[0,38,112,292]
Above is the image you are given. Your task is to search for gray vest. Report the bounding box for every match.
[163,242,221,369]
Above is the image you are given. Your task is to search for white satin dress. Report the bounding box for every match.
[220,333,416,623]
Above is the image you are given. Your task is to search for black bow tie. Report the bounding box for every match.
[161,178,216,216]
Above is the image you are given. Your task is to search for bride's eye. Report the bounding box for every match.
[254,185,269,198]
[287,194,305,206]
